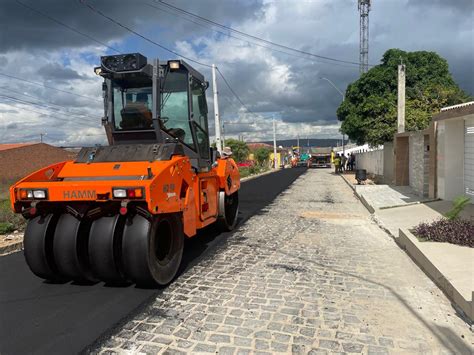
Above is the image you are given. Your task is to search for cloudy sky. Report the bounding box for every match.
[0,0,472,145]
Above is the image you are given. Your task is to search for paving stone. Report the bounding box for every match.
[318,339,341,351]
[270,341,288,352]
[307,350,328,355]
[299,326,315,337]
[139,344,162,355]
[367,345,389,355]
[234,327,253,337]
[192,343,217,353]
[254,330,271,339]
[121,341,139,351]
[162,348,186,355]
[291,344,307,354]
[173,328,191,339]
[209,334,231,343]
[255,339,269,350]
[272,332,291,343]
[152,336,173,345]
[235,350,251,355]
[342,342,364,353]
[225,316,243,326]
[233,336,252,347]
[135,332,155,342]
[215,345,236,355]
[176,339,194,349]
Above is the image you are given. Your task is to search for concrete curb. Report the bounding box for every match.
[340,173,375,214]
[0,241,23,256]
[397,228,473,324]
[379,198,440,210]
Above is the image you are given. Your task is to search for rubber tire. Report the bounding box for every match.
[23,214,66,282]
[217,191,239,231]
[88,215,126,283]
[53,213,96,282]
[121,213,184,286]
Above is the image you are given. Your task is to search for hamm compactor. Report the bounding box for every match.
[10,53,240,286]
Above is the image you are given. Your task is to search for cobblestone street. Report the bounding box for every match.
[93,170,472,354]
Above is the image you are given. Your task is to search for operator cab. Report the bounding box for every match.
[96,53,211,171]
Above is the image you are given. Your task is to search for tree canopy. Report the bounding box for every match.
[224,138,249,162]
[337,49,471,146]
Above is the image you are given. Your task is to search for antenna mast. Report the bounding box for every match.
[358,0,371,74]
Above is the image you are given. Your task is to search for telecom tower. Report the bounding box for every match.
[358,0,371,74]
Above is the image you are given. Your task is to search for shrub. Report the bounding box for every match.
[254,147,271,166]
[0,199,25,232]
[413,218,474,248]
[445,196,471,220]
[0,222,15,235]
[224,139,250,163]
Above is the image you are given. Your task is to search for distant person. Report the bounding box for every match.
[333,154,341,174]
[341,154,347,173]
[349,153,356,171]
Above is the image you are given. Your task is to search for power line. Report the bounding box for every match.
[14,0,120,54]
[79,0,212,68]
[215,67,262,119]
[156,0,369,67]
[0,86,101,120]
[144,2,358,69]
[0,94,98,125]
[0,72,101,101]
[0,99,89,126]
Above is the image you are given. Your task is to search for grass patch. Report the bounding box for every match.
[412,218,474,248]
[0,222,14,234]
[0,199,25,233]
[239,165,270,179]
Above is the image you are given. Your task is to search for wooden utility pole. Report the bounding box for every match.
[397,64,406,133]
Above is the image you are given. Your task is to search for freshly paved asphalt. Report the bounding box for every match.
[0,168,305,355]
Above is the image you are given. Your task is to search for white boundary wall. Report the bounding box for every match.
[355,148,384,176]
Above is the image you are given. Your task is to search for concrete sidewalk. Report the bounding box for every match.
[341,175,474,323]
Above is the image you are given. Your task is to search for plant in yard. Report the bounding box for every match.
[254,147,271,166]
[0,199,25,232]
[445,195,471,220]
[0,222,15,235]
[224,138,250,163]
[413,218,474,248]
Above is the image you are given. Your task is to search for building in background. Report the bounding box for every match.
[0,143,76,182]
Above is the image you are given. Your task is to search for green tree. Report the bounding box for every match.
[337,49,471,146]
[254,147,271,166]
[224,138,249,162]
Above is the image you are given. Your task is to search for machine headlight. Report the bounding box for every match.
[33,190,47,199]
[168,61,180,70]
[113,189,127,198]
[19,189,48,200]
[113,187,144,199]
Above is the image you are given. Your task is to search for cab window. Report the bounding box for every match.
[113,85,152,130]
[191,78,209,131]
[161,71,194,148]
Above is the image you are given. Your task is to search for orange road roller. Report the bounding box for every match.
[9,53,240,286]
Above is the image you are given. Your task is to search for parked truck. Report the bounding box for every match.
[307,147,332,168]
